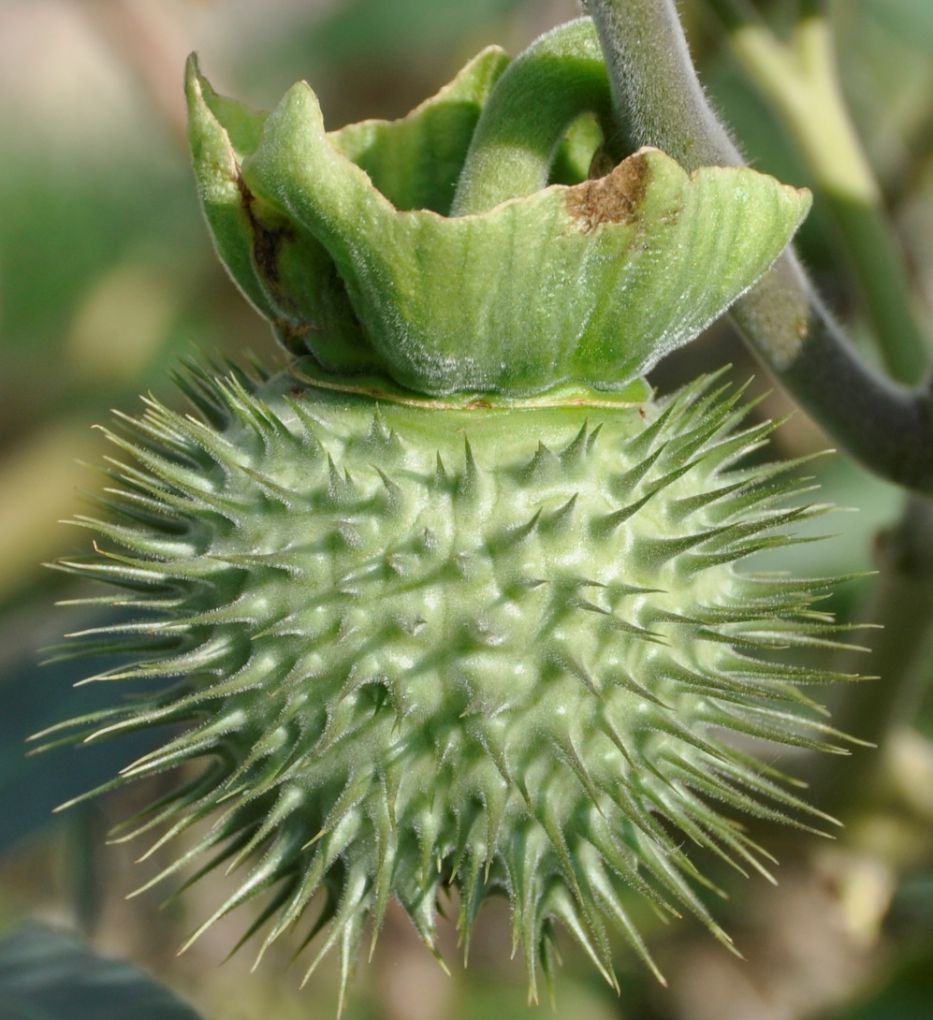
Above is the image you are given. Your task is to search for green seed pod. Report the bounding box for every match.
[39,15,864,1010]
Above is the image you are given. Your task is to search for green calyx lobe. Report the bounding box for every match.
[187,17,811,398]
[43,367,862,1003]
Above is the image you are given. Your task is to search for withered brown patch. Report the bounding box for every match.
[566,150,652,232]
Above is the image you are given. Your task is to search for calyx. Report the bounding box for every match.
[187,18,810,398]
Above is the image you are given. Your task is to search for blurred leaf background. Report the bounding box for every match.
[1,1,931,1018]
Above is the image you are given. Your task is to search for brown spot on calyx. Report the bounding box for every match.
[236,169,320,355]
[235,170,295,288]
[566,151,652,232]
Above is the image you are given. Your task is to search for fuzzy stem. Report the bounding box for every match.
[585,0,933,493]
[706,0,929,385]
[586,0,743,170]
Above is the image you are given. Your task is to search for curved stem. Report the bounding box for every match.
[706,0,929,384]
[585,1,745,170]
[585,0,933,493]
[735,260,933,491]
[452,18,614,215]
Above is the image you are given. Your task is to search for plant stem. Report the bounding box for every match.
[586,0,744,170]
[705,0,928,385]
[585,0,933,493]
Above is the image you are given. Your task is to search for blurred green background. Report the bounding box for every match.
[1,2,932,1018]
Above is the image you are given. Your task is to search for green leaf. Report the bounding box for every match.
[0,606,163,854]
[0,926,205,1020]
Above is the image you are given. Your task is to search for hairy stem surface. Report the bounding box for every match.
[586,0,933,492]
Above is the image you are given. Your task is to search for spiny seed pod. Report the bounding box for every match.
[38,16,865,1010]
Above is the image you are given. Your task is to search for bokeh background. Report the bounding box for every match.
[1,2,932,1018]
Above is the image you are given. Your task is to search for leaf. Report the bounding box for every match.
[0,606,164,854]
[0,925,205,1020]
